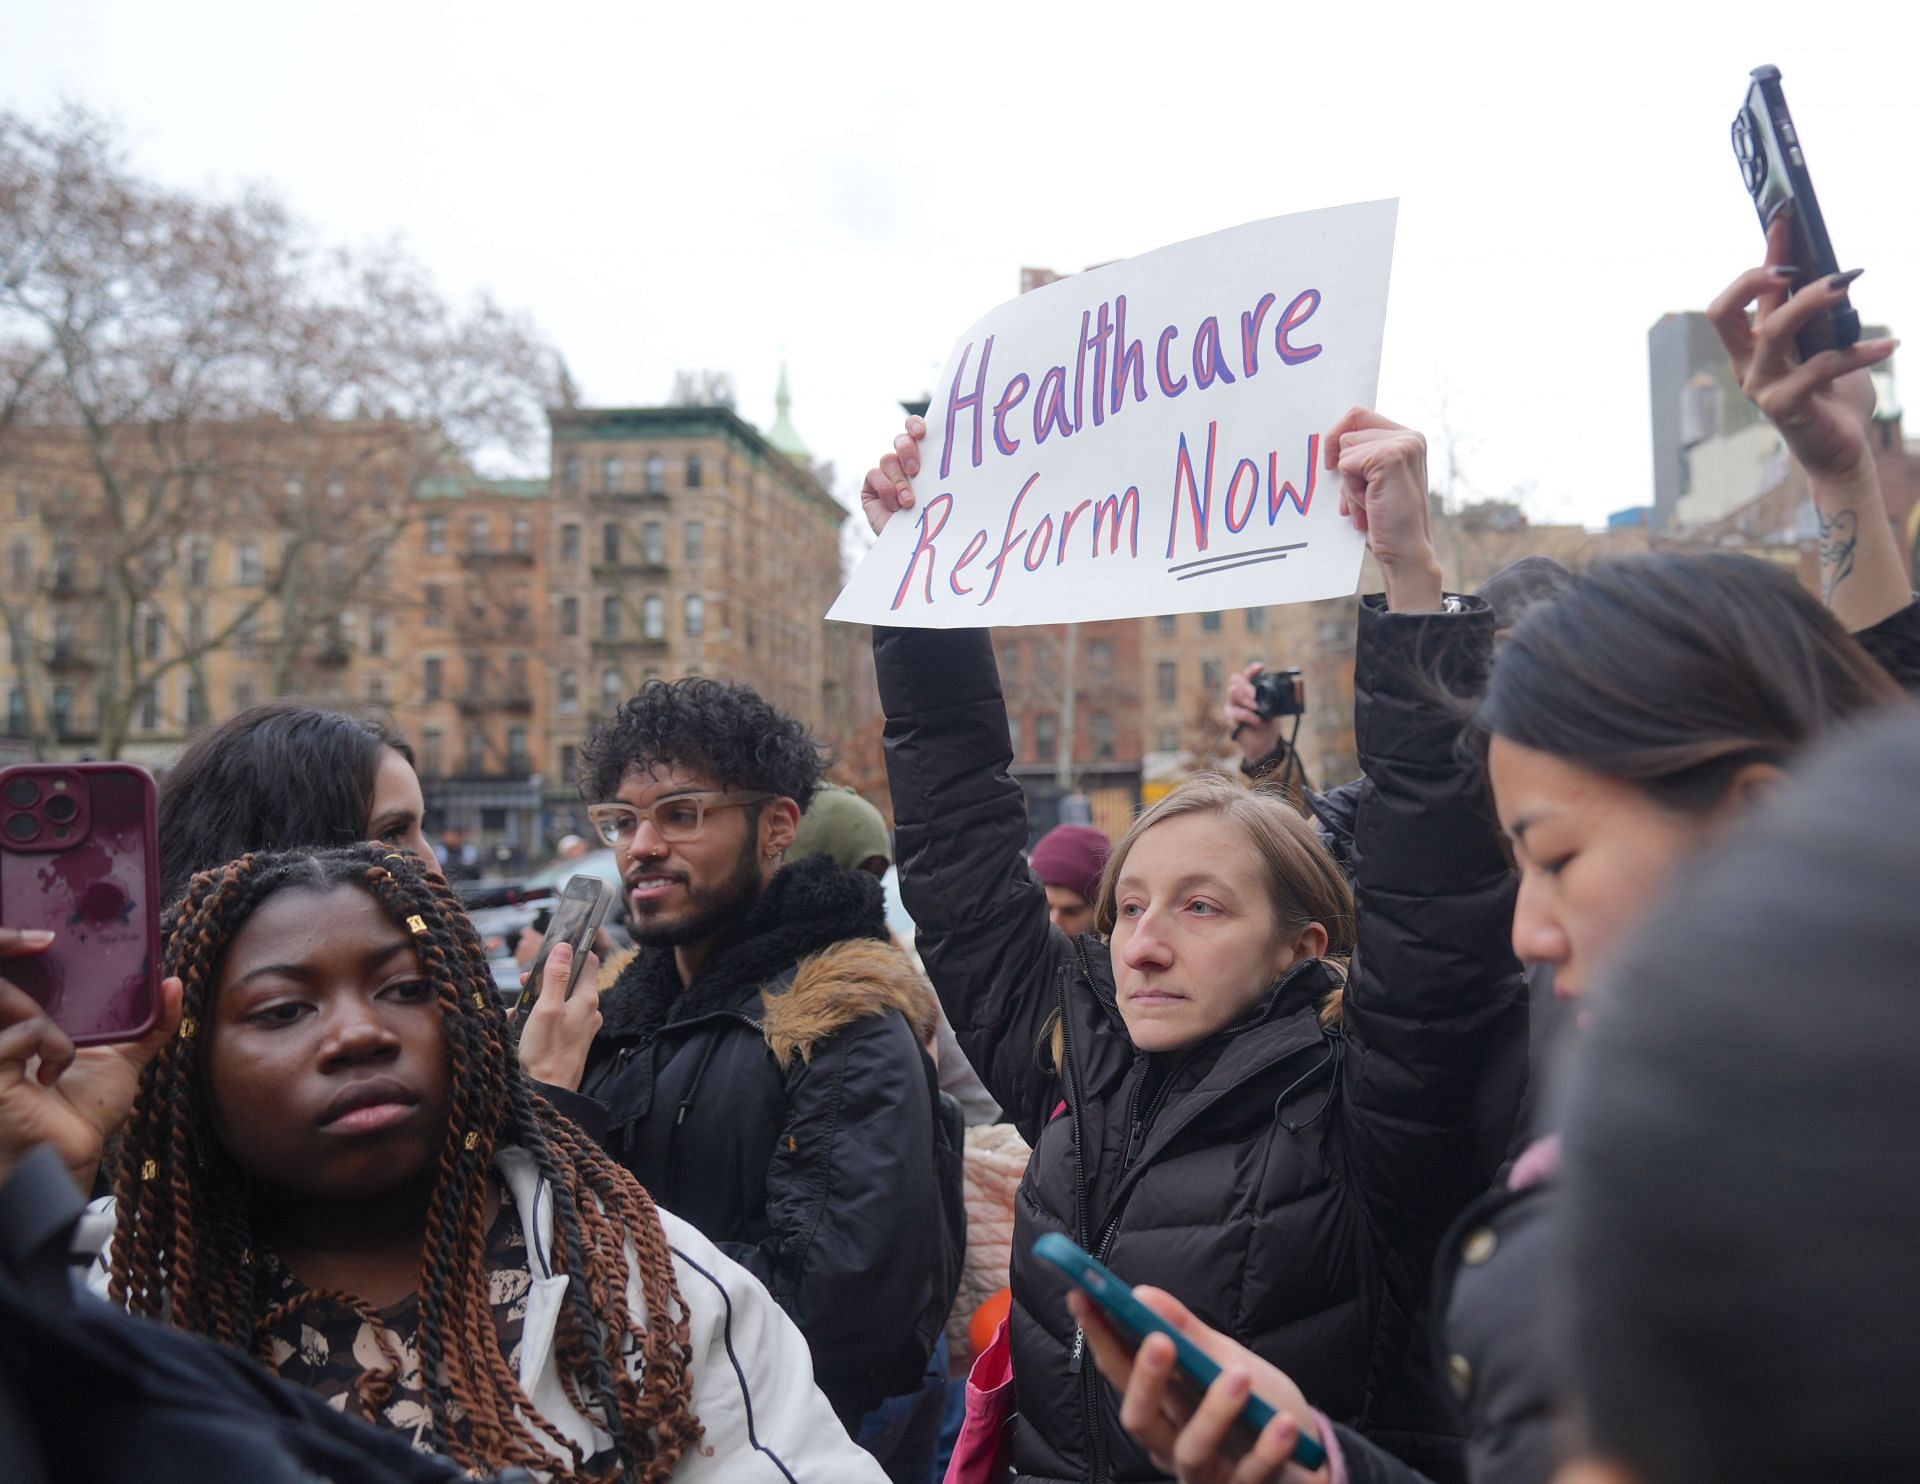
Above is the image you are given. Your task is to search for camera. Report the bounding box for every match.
[1251,668,1305,720]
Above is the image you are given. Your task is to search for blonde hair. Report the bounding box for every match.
[1043,774,1354,1068]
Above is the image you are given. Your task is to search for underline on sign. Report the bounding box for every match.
[1167,543,1308,580]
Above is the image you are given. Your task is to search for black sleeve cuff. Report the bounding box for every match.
[533,1082,611,1142]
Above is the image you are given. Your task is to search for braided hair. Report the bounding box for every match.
[108,845,703,1483]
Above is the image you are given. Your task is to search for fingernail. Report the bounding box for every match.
[552,942,571,959]
[1769,264,1800,278]
[19,930,54,947]
[1829,268,1865,291]
[1223,1370,1250,1397]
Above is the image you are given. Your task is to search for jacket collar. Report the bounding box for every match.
[598,854,890,1043]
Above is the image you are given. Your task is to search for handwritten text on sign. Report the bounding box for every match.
[829,201,1398,628]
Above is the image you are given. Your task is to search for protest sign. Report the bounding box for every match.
[830,199,1398,629]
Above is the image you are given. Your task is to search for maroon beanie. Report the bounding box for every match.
[1031,824,1112,905]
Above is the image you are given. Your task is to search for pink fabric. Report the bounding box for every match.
[1051,1099,1069,1122]
[944,1316,1015,1484]
[1312,1408,1346,1483]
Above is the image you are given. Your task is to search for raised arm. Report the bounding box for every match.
[865,423,1080,1141]
[1707,222,1909,635]
[1321,413,1529,1262]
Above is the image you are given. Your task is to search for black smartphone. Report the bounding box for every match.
[1732,64,1859,360]
[512,874,612,1018]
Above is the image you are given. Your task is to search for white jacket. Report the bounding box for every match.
[83,1147,885,1482]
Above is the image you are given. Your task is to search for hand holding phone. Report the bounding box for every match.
[1036,1233,1328,1473]
[515,875,613,1018]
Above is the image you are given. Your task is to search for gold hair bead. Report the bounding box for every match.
[141,1160,157,1180]
[407,915,428,936]
[473,992,487,1010]
[463,1131,479,1151]
[383,853,409,865]
[177,1017,196,1040]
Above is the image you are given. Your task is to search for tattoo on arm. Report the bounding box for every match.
[1818,509,1859,605]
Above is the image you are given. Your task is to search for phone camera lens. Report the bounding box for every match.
[45,794,79,824]
[2,777,38,808]
[4,814,39,843]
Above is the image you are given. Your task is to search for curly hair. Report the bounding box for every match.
[109,845,703,1483]
[578,675,827,808]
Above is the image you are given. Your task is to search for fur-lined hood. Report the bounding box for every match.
[594,854,930,1064]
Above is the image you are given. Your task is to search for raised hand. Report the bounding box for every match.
[0,934,183,1190]
[859,416,926,535]
[1323,408,1443,612]
[515,941,603,1093]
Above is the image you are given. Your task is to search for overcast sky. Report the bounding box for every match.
[7,0,1916,532]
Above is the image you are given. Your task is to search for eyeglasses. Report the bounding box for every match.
[587,791,774,848]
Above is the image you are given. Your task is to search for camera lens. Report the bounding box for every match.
[2,777,38,808]
[4,813,39,843]
[45,794,79,824]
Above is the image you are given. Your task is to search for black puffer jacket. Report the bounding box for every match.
[569,857,963,1424]
[877,596,1528,1484]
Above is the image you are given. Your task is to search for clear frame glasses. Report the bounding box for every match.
[586,791,774,848]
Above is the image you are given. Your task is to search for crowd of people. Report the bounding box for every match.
[2,226,1918,1484]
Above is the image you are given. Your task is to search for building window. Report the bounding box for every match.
[558,669,579,712]
[643,594,664,641]
[1156,660,1178,706]
[465,653,486,696]
[367,675,386,704]
[142,610,165,661]
[511,516,531,555]
[643,521,664,565]
[507,653,527,696]
[423,656,444,701]
[466,732,488,776]
[13,486,30,518]
[1246,607,1266,632]
[603,456,623,493]
[469,515,490,552]
[645,454,664,494]
[234,611,260,659]
[1201,659,1223,692]
[601,521,620,564]
[1156,613,1177,637]
[561,453,580,491]
[8,541,29,588]
[8,688,28,736]
[602,595,621,639]
[424,586,444,628]
[52,685,75,735]
[559,743,577,782]
[188,541,211,588]
[421,730,443,777]
[1090,712,1116,762]
[507,726,528,773]
[426,517,447,554]
[684,520,704,561]
[602,668,623,707]
[183,678,206,729]
[237,542,262,585]
[1201,610,1222,633]
[186,605,207,649]
[560,523,580,562]
[684,593,705,638]
[559,596,579,636]
[370,612,390,657]
[1088,639,1114,677]
[1035,713,1059,763]
[1007,715,1022,759]
[1158,726,1180,753]
[685,454,703,489]
[137,687,159,733]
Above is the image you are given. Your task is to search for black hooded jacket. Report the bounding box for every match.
[877,596,1528,1484]
[570,856,962,1424]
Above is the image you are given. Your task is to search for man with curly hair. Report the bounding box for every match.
[529,677,964,1472]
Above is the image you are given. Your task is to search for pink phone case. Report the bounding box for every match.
[0,763,163,1045]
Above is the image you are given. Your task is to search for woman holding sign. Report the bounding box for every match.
[865,409,1528,1483]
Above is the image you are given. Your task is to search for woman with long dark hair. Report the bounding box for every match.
[0,845,885,1482]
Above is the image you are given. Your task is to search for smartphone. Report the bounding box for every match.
[1034,1233,1328,1471]
[512,874,612,1018]
[0,763,163,1046]
[1732,65,1859,360]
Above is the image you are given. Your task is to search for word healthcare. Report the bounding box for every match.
[891,289,1326,612]
[830,200,1396,629]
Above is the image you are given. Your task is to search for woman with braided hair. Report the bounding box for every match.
[0,843,884,1483]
